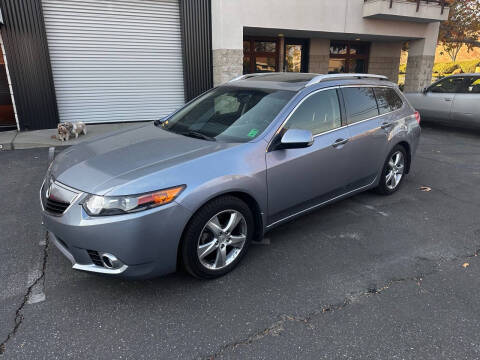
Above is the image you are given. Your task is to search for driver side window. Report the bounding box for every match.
[284,89,341,136]
[430,77,466,94]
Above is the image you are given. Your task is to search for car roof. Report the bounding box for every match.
[226,72,396,92]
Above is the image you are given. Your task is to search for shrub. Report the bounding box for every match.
[458,60,480,74]
[433,62,459,75]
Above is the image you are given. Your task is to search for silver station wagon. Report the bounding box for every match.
[41,73,421,279]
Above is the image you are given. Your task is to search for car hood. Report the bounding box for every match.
[51,124,236,195]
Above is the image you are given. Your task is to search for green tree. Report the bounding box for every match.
[438,0,480,62]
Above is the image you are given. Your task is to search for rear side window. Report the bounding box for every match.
[285,89,341,135]
[342,87,379,124]
[374,87,403,114]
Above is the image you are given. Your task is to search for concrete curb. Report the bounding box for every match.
[0,130,17,151]
[0,122,145,150]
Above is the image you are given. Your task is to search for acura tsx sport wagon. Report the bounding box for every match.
[41,73,421,279]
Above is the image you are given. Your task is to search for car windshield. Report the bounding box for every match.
[159,86,295,142]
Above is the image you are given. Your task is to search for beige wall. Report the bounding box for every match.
[211,0,440,51]
[211,0,441,86]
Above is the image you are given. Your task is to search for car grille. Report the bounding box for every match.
[87,250,104,267]
[45,198,70,214]
[41,177,80,216]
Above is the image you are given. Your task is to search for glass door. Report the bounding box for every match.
[284,39,309,73]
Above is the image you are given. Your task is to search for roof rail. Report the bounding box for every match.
[229,73,281,82]
[305,73,388,87]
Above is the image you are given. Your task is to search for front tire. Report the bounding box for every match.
[181,196,254,279]
[375,145,407,195]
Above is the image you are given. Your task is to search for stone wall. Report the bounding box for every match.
[212,49,243,86]
[368,42,403,83]
[404,55,435,92]
[368,56,401,83]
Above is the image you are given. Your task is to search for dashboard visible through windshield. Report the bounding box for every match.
[159,86,295,143]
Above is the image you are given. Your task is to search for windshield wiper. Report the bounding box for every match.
[179,131,216,141]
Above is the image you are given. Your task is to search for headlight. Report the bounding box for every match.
[83,185,185,216]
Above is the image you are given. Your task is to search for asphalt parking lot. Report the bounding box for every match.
[1,124,480,359]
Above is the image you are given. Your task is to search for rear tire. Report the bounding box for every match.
[181,196,254,279]
[375,145,407,195]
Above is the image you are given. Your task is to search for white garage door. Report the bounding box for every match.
[42,0,185,123]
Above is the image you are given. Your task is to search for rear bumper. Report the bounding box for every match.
[42,192,192,279]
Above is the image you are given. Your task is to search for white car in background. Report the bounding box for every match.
[405,74,480,129]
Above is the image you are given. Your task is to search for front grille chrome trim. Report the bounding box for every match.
[41,178,82,216]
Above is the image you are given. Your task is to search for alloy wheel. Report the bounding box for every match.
[197,210,247,270]
[386,151,405,190]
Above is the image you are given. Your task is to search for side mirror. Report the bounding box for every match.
[275,129,313,150]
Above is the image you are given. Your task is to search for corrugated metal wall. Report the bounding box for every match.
[42,0,185,124]
[180,0,213,102]
[0,0,59,130]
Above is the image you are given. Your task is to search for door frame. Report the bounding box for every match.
[243,36,280,74]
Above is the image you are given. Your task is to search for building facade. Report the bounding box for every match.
[0,0,448,131]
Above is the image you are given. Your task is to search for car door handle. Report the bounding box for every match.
[381,122,392,129]
[332,138,349,148]
[444,98,452,102]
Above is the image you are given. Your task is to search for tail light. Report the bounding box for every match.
[414,111,421,124]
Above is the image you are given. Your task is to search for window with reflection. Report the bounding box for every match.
[284,39,309,73]
[328,40,370,74]
[374,88,403,114]
[285,89,342,135]
[430,77,467,94]
[466,77,480,93]
[342,87,379,124]
[243,37,278,74]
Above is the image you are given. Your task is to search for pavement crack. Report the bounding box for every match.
[0,232,49,356]
[201,247,480,359]
[201,299,350,360]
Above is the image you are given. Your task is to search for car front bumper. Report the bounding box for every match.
[42,186,192,279]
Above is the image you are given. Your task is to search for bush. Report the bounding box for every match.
[433,62,459,75]
[458,60,480,74]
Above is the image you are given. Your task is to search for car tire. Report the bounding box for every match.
[181,196,254,279]
[375,145,408,195]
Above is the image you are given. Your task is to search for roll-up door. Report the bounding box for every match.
[42,0,185,123]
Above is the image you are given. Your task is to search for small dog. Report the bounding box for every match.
[71,121,87,139]
[56,121,87,142]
